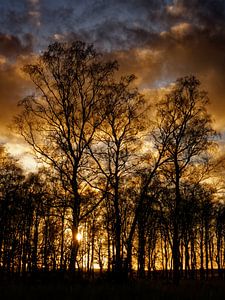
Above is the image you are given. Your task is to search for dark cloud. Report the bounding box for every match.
[0,33,33,58]
[179,0,225,26]
[0,61,30,133]
[0,0,225,133]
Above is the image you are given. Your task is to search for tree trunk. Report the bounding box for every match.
[69,217,79,272]
[32,212,39,271]
[138,218,146,278]
[69,179,80,272]
[200,226,204,279]
[204,220,209,279]
[60,207,65,270]
[173,161,181,284]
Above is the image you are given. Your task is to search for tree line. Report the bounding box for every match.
[0,41,224,283]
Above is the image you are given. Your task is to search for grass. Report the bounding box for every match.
[1,279,225,300]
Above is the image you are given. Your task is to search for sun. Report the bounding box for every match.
[76,233,82,241]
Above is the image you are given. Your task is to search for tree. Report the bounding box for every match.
[154,75,217,283]
[0,146,25,271]
[89,74,144,277]
[15,41,118,271]
[215,201,225,278]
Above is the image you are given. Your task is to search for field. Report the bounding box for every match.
[1,278,225,300]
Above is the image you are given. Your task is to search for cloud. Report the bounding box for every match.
[167,2,186,17]
[0,33,33,58]
[0,53,34,138]
[0,33,34,136]
[0,0,224,135]
[28,0,39,4]
[169,22,194,38]
[27,0,41,28]
[101,31,223,133]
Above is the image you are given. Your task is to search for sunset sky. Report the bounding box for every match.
[0,0,224,169]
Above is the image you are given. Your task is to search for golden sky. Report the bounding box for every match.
[0,0,224,168]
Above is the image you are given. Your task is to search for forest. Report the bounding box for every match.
[0,41,225,289]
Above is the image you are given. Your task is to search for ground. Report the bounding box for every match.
[1,278,225,300]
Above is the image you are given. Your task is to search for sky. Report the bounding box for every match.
[0,0,225,169]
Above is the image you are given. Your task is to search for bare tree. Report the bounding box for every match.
[88,75,144,277]
[154,75,217,283]
[15,41,117,271]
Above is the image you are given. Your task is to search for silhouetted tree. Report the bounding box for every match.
[154,76,216,283]
[215,202,225,278]
[89,74,144,277]
[0,146,25,271]
[15,41,118,271]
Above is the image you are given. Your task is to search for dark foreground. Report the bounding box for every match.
[1,279,225,300]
